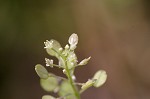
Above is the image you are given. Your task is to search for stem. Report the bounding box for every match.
[51,48,80,99]
[65,64,80,99]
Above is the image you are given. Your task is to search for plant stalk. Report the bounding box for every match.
[65,63,80,99]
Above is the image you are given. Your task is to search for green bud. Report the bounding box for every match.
[78,57,91,66]
[93,70,107,88]
[66,52,77,69]
[35,64,49,79]
[81,79,95,91]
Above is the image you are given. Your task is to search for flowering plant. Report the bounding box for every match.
[35,33,107,99]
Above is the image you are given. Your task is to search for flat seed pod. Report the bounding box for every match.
[93,70,107,88]
[40,77,58,92]
[59,80,76,99]
[35,64,49,79]
[42,95,56,99]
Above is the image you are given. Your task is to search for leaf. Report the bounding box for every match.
[40,77,58,92]
[93,70,107,88]
[42,95,56,99]
[35,64,49,79]
[59,80,75,99]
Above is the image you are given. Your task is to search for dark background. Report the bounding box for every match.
[1,0,150,99]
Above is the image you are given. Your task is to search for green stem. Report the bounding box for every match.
[51,48,80,99]
[65,64,80,99]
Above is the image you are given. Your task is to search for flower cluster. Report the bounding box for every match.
[35,33,107,99]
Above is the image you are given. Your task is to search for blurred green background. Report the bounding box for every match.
[1,0,150,99]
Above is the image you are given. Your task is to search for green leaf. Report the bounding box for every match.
[93,70,107,88]
[35,64,49,79]
[40,77,58,92]
[42,95,56,99]
[59,80,75,99]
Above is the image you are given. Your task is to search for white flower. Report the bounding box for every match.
[44,40,53,49]
[45,58,53,67]
[68,33,78,50]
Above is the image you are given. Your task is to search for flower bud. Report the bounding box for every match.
[78,57,91,66]
[65,44,69,49]
[72,75,76,80]
[63,69,66,74]
[81,79,95,90]
[68,33,78,50]
[58,48,63,52]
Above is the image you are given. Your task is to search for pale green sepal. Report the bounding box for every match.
[35,64,49,79]
[93,70,107,88]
